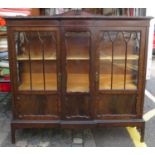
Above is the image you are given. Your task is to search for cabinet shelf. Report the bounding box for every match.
[100,55,139,60]
[17,55,56,61]
[66,52,89,60]
[64,55,138,61]
[67,57,89,60]
[67,74,89,92]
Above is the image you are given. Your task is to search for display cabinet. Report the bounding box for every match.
[5,11,152,143]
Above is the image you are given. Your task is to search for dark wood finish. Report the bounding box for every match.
[62,94,91,120]
[5,11,152,143]
[96,94,136,117]
[30,9,41,16]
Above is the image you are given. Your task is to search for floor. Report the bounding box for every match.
[0,58,155,147]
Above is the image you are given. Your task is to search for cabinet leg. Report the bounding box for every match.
[140,123,145,142]
[11,126,16,144]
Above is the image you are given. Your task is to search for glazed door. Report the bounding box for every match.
[61,28,93,120]
[12,27,61,120]
[95,27,146,119]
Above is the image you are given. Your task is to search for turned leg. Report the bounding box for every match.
[140,122,145,142]
[11,125,16,144]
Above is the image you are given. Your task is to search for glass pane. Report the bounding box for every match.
[99,32,112,90]
[113,32,126,89]
[15,31,58,91]
[98,31,140,90]
[67,61,89,92]
[65,32,90,92]
[45,61,57,90]
[18,61,30,90]
[125,32,140,89]
[16,32,56,60]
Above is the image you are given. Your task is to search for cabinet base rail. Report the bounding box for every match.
[11,119,145,144]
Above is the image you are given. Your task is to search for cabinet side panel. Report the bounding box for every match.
[7,27,18,119]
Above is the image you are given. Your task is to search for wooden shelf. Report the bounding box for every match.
[67,52,89,60]
[18,73,57,91]
[67,56,89,60]
[67,74,89,92]
[99,74,137,90]
[100,55,139,60]
[17,54,138,61]
[17,54,56,61]
[65,54,138,61]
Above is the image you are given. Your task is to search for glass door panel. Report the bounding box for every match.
[44,61,57,90]
[98,31,140,90]
[99,32,112,90]
[99,61,112,90]
[65,31,90,92]
[113,32,126,89]
[67,61,89,92]
[18,61,30,90]
[125,32,139,89]
[16,31,56,60]
[15,31,58,91]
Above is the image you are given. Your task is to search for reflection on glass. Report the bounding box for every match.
[16,32,56,60]
[65,32,90,92]
[15,31,58,91]
[98,31,140,90]
[67,61,89,92]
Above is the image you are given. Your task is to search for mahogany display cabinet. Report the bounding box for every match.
[5,11,152,143]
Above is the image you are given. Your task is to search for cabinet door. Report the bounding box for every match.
[62,29,91,93]
[61,28,93,119]
[13,28,60,92]
[96,30,141,91]
[95,27,146,118]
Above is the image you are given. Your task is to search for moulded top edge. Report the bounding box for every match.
[4,16,153,21]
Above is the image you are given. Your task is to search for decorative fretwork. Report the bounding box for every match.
[98,31,140,90]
